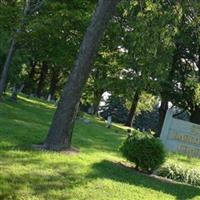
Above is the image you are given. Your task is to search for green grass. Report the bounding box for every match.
[166,153,200,169]
[0,95,200,200]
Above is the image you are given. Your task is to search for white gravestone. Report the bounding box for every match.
[160,108,200,158]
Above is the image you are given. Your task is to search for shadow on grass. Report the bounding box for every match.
[87,160,200,200]
[0,99,52,151]
[0,151,85,200]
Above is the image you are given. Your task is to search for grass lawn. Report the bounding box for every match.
[0,95,200,200]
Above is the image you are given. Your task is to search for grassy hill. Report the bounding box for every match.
[0,95,200,200]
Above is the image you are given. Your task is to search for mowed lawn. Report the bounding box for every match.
[0,95,200,200]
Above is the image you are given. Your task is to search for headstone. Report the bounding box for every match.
[29,93,35,98]
[160,108,200,158]
[47,94,51,102]
[88,107,94,114]
[106,116,112,128]
[83,119,91,125]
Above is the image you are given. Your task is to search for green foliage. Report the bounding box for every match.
[194,84,200,106]
[100,95,128,123]
[185,78,200,107]
[136,92,157,115]
[1,0,200,114]
[0,95,200,199]
[157,163,200,187]
[120,130,166,173]
[134,108,159,132]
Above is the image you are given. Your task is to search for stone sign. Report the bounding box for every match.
[160,108,200,158]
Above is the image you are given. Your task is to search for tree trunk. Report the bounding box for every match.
[157,99,168,136]
[23,60,37,94]
[190,106,200,124]
[10,84,24,101]
[0,1,43,99]
[10,86,18,102]
[92,89,104,115]
[43,0,121,151]
[36,61,48,97]
[125,90,140,127]
[48,68,58,100]
[0,39,16,98]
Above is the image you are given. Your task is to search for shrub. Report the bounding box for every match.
[157,163,200,186]
[120,130,166,173]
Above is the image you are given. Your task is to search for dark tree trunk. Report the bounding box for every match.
[92,89,104,115]
[125,90,140,127]
[10,86,18,102]
[43,0,121,151]
[0,39,16,98]
[156,51,177,136]
[157,99,168,136]
[23,60,37,94]
[48,68,59,100]
[36,61,48,97]
[10,84,24,101]
[190,106,200,124]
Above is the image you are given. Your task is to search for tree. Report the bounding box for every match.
[43,0,121,151]
[36,61,48,97]
[125,89,141,127]
[0,0,43,98]
[19,0,96,99]
[160,1,200,125]
[115,1,179,128]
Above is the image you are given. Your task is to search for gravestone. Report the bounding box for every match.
[160,108,200,158]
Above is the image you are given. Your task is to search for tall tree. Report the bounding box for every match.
[125,89,141,127]
[43,0,121,150]
[0,0,43,98]
[36,61,48,97]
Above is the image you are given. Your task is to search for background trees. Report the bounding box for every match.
[0,0,43,98]
[43,0,122,150]
[0,0,199,149]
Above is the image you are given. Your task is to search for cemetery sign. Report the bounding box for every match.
[160,108,200,158]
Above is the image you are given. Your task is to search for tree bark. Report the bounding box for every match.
[48,67,59,100]
[43,0,121,151]
[158,99,168,136]
[125,90,140,127]
[10,86,18,102]
[23,60,37,94]
[92,89,104,115]
[36,61,48,97]
[10,84,24,101]
[0,39,16,98]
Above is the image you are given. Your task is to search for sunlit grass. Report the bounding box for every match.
[0,95,200,200]
[18,95,56,110]
[166,152,200,168]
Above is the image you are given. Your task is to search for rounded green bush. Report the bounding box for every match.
[120,130,166,173]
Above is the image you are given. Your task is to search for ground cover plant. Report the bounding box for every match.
[157,153,200,187]
[0,95,200,200]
